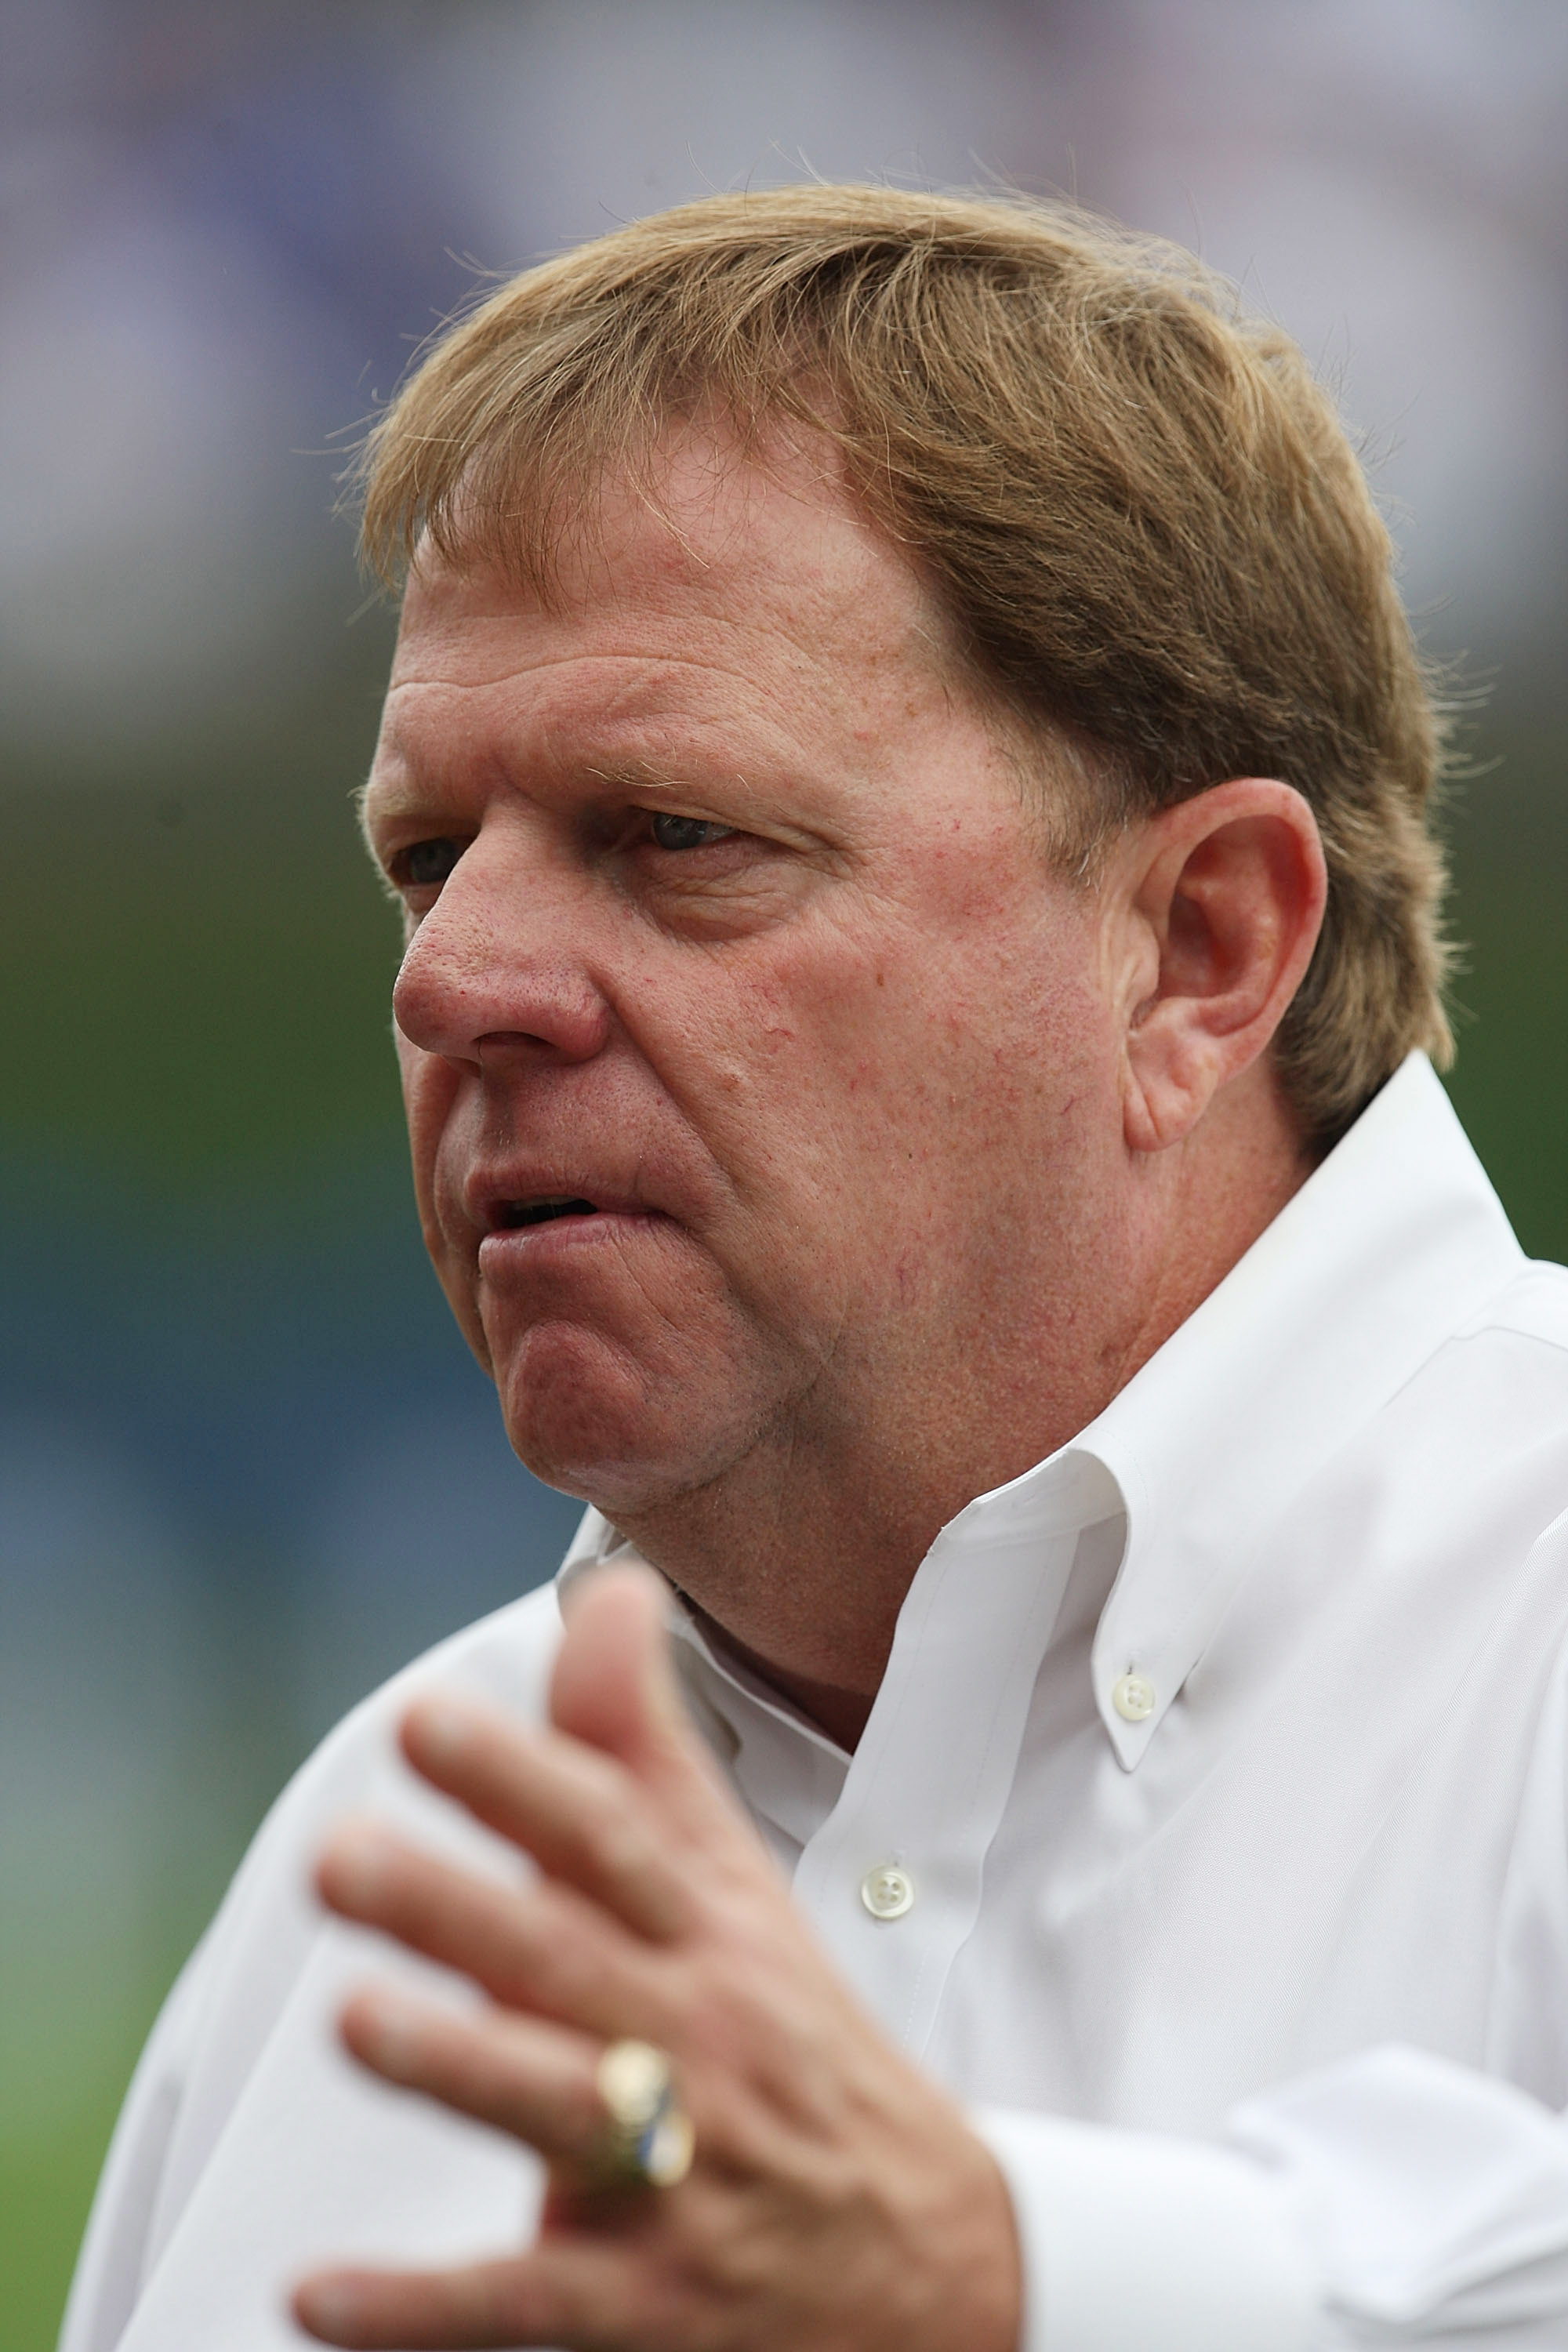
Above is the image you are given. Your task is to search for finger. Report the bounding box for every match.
[295,2262,535,2351]
[315,1824,669,2040]
[295,2241,647,2352]
[398,1697,695,1943]
[552,1566,773,1866]
[339,1984,606,2164]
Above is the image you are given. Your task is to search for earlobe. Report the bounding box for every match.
[1122,1058,1175,1156]
[1118,782,1327,1156]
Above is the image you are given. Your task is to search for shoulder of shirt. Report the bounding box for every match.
[1443,1263,1568,1602]
[1451,1258,1568,1356]
[162,1583,567,2089]
[69,1581,570,2311]
[241,1576,565,1883]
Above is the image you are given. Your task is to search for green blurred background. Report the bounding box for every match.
[3,5,1564,2347]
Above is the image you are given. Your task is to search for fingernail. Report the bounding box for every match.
[410,1696,471,1764]
[295,2276,365,2340]
[354,1989,425,2077]
[322,1825,397,1907]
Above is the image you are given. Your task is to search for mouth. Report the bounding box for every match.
[491,1196,601,1229]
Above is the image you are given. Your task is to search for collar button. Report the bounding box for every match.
[1112,1671,1156,1722]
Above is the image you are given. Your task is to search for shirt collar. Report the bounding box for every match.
[556,1515,861,1851]
[561,1054,1522,1774]
[1075,1053,1523,1765]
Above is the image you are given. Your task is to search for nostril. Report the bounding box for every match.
[477,1030,565,1060]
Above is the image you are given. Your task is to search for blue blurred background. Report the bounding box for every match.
[3,4,1565,2343]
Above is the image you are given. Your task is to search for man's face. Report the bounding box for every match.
[363,431,1122,1530]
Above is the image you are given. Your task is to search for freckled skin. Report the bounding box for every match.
[365,425,1321,1745]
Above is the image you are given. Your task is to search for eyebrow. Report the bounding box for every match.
[355,775,419,828]
[583,759,695,796]
[583,757,761,808]
[359,755,757,834]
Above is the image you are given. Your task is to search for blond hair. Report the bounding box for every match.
[358,183,1454,1145]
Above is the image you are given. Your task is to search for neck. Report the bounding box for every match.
[615,1075,1312,1748]
[680,1595,880,1751]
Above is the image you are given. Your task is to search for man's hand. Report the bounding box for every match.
[292,1565,1021,2352]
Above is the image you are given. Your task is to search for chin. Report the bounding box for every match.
[492,1319,748,1515]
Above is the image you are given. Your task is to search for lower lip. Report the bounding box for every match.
[476,1210,665,1272]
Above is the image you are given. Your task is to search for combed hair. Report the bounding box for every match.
[357,183,1454,1145]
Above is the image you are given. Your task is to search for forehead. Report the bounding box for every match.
[379,426,959,771]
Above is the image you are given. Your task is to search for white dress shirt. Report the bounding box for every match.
[61,1054,1568,2352]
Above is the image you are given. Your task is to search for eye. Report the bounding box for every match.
[394,837,464,888]
[649,813,737,852]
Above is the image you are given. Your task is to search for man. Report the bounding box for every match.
[63,187,1568,2352]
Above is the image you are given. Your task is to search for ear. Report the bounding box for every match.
[1109,779,1327,1154]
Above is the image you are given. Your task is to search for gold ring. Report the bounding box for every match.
[592,2040,695,2189]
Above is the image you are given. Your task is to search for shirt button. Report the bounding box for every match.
[860,1864,915,1920]
[1112,1671,1156,1722]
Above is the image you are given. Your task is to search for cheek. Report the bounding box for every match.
[643,943,976,1277]
[713,907,1105,1272]
[396,1044,462,1218]
[762,920,1064,1140]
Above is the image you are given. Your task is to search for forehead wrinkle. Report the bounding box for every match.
[385,453,975,803]
[382,643,867,804]
[384,642,787,697]
[401,498,938,708]
[368,673,810,829]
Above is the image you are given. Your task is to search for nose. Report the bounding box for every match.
[391,830,612,1068]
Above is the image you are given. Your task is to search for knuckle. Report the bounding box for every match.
[499,1893,608,2013]
[576,1804,642,1878]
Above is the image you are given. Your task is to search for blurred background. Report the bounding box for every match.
[2,2,1564,2342]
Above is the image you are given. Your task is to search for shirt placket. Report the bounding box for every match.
[789,1469,1110,2061]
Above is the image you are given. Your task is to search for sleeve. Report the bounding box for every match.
[973,2044,1568,2351]
[56,1935,211,2352]
[973,2100,1317,2352]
